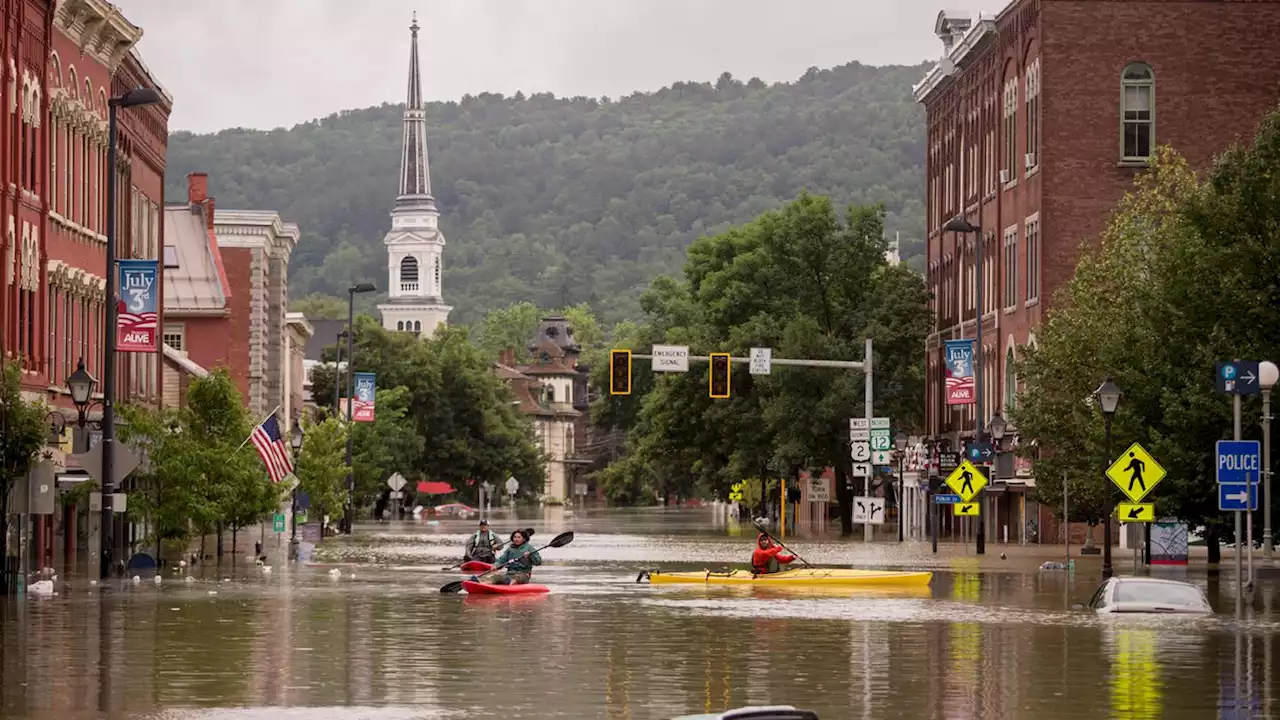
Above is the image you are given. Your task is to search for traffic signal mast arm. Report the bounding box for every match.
[628,353,866,370]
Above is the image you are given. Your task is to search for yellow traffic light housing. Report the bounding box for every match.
[709,353,731,398]
[609,350,632,395]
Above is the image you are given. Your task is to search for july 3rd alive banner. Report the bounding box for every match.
[944,339,975,405]
[352,372,376,422]
[117,259,159,352]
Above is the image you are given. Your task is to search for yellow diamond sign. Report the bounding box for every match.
[1116,503,1154,523]
[944,460,987,502]
[1106,443,1166,503]
[953,502,980,516]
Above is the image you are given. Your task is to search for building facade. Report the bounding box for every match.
[378,13,451,337]
[916,0,1280,541]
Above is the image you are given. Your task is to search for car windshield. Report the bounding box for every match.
[1115,581,1206,607]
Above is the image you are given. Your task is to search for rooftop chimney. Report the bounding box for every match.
[186,172,216,231]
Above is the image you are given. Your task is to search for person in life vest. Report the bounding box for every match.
[484,529,542,585]
[751,533,795,575]
[465,520,502,564]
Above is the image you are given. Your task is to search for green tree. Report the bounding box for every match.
[295,416,347,523]
[0,361,48,588]
[352,386,424,507]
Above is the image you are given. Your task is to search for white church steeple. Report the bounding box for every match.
[379,11,451,337]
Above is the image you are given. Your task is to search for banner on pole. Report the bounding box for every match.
[944,339,976,405]
[352,372,376,422]
[116,259,159,352]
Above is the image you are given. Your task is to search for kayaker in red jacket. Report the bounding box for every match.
[752,533,795,574]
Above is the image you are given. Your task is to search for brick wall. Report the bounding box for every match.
[220,248,253,404]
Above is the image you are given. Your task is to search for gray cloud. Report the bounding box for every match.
[114,0,993,133]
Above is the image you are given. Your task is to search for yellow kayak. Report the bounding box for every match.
[642,567,933,587]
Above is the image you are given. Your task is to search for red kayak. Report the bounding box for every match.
[459,561,493,573]
[461,580,550,595]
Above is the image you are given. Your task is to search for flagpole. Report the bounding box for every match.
[234,405,283,455]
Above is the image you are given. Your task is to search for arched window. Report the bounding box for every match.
[413,320,422,333]
[67,66,77,99]
[399,256,419,292]
[434,257,441,290]
[1004,347,1017,413]
[1121,63,1154,161]
[397,321,404,331]
[49,53,62,88]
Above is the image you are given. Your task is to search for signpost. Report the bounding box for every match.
[1215,359,1263,617]
[506,476,519,507]
[749,347,772,375]
[1116,503,1155,523]
[852,497,885,524]
[954,502,979,516]
[933,494,962,504]
[651,345,690,372]
[273,513,286,533]
[1105,442,1165,572]
[944,461,986,542]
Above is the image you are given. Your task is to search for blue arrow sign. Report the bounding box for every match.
[1216,440,1261,485]
[1218,484,1257,512]
[966,441,994,463]
[1216,361,1261,396]
[933,494,962,504]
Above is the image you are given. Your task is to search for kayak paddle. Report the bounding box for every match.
[439,530,573,593]
[752,519,811,567]
[440,528,535,571]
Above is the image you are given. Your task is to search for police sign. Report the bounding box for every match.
[1215,440,1261,485]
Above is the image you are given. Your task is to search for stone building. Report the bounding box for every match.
[916,0,1280,543]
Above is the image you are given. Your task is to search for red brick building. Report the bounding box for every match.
[917,0,1280,540]
[2,0,169,416]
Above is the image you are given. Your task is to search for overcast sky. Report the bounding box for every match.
[112,0,995,134]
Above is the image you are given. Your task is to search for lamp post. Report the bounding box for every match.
[343,282,377,534]
[987,413,1007,545]
[332,330,346,420]
[944,216,985,554]
[1260,361,1278,559]
[1094,378,1122,578]
[101,87,164,579]
[894,431,908,542]
[67,358,102,447]
[289,420,304,558]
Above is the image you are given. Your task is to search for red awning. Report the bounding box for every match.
[417,480,456,495]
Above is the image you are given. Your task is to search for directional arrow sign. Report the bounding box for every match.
[1216,360,1261,396]
[1116,503,1154,523]
[1218,484,1257,512]
[953,502,980,516]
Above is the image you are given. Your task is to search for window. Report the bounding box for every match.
[1003,77,1018,182]
[163,245,179,268]
[414,320,422,333]
[1025,59,1040,168]
[399,256,419,292]
[397,321,405,331]
[64,292,73,379]
[1003,227,1018,309]
[1025,217,1040,301]
[1121,63,1154,161]
[1004,347,1017,413]
[162,324,185,352]
[48,287,57,375]
[434,257,441,290]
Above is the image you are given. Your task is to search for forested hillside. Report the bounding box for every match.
[165,61,928,325]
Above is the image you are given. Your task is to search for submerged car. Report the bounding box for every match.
[672,707,819,720]
[1087,576,1212,614]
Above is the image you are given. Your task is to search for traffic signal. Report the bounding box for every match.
[609,350,632,395]
[709,352,731,398]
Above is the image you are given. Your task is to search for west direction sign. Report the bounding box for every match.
[1215,361,1261,396]
[1106,442,1166,504]
[1215,440,1261,485]
[944,460,987,503]
[1117,503,1155,523]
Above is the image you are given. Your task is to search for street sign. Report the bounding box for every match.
[870,434,892,451]
[75,441,142,488]
[389,491,404,500]
[1218,484,1258,512]
[849,418,869,430]
[966,441,994,464]
[849,428,870,441]
[1215,360,1261,396]
[806,478,830,503]
[652,345,690,372]
[273,513,286,533]
[729,482,744,501]
[944,460,987,502]
[937,452,959,474]
[851,443,871,462]
[749,347,772,375]
[505,476,519,495]
[852,462,872,477]
[1117,503,1155,523]
[872,450,892,465]
[954,502,980,516]
[1215,440,1261,485]
[933,493,961,504]
[387,473,407,492]
[1106,442,1166,503]
[870,418,891,430]
[852,496,885,524]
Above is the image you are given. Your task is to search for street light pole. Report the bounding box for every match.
[1261,361,1278,559]
[894,431,908,542]
[343,283,376,534]
[944,216,985,555]
[1095,378,1122,579]
[988,413,1008,547]
[101,87,163,579]
[290,420,304,558]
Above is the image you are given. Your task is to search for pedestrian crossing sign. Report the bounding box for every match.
[1106,442,1166,503]
[944,460,987,503]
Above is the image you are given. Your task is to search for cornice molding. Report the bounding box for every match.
[54,0,144,73]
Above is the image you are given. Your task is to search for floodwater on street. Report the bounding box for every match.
[2,507,1278,719]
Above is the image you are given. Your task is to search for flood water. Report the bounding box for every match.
[3,507,1278,719]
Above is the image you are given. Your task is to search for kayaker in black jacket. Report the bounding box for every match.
[464,520,502,563]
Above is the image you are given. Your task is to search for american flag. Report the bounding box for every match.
[250,414,294,484]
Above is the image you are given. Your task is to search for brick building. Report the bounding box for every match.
[162,173,310,421]
[916,0,1280,543]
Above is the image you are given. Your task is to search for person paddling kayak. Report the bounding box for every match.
[751,533,795,575]
[465,520,502,564]
[483,529,542,585]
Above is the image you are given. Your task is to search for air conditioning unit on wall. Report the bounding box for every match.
[1025,152,1036,169]
[999,169,1010,184]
